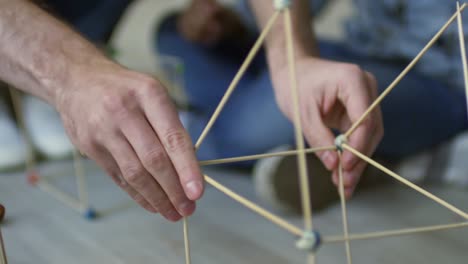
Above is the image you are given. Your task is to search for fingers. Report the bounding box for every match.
[119,108,196,217]
[339,68,379,171]
[139,80,204,201]
[84,145,158,213]
[336,69,383,193]
[106,133,183,222]
[304,104,339,171]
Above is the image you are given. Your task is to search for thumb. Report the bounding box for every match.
[304,106,338,171]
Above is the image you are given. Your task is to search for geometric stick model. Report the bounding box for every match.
[181,1,468,264]
[7,88,96,220]
[0,226,6,264]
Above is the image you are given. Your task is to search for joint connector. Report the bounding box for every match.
[296,230,322,252]
[274,0,291,10]
[334,135,347,153]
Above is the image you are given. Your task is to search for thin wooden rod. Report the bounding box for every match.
[7,87,36,173]
[37,181,85,212]
[338,154,353,264]
[456,1,468,118]
[344,3,467,138]
[199,146,336,166]
[323,222,468,244]
[194,11,280,150]
[72,149,89,207]
[204,175,303,236]
[284,8,314,235]
[343,144,468,220]
[0,228,7,264]
[183,218,191,264]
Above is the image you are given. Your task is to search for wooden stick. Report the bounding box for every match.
[183,218,191,264]
[456,2,468,118]
[344,3,467,138]
[284,8,314,233]
[0,228,7,264]
[204,175,303,236]
[338,154,353,264]
[323,222,468,244]
[37,181,85,213]
[284,9,316,263]
[199,146,336,166]
[7,88,36,173]
[343,144,468,220]
[72,149,89,208]
[194,11,280,149]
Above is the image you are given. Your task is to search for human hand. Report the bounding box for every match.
[271,57,383,198]
[54,62,204,221]
[177,0,247,45]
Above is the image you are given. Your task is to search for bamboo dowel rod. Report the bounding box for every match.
[72,149,89,207]
[284,9,314,235]
[345,3,467,138]
[7,88,36,173]
[338,154,353,264]
[199,146,336,166]
[183,218,191,264]
[456,2,468,118]
[194,11,280,149]
[204,175,303,236]
[323,222,468,244]
[343,144,468,220]
[37,181,85,212]
[0,228,7,264]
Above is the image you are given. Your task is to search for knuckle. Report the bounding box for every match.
[141,148,167,170]
[163,128,191,153]
[122,164,146,187]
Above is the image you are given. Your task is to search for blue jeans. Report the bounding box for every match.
[44,0,132,43]
[156,15,468,162]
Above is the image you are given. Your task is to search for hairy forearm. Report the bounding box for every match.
[0,0,111,105]
[248,0,318,70]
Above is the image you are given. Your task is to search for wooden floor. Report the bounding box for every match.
[0,159,467,264]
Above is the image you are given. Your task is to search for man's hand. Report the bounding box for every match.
[55,62,204,221]
[271,57,384,198]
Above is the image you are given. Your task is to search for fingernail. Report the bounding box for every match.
[179,201,195,216]
[186,180,203,200]
[344,172,354,186]
[320,151,335,170]
[167,210,182,222]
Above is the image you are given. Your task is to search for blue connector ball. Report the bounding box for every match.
[83,208,97,220]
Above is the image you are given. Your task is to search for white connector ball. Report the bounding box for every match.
[335,134,347,152]
[274,0,291,10]
[296,231,321,252]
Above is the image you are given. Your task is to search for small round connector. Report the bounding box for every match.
[27,171,40,186]
[274,0,291,10]
[334,134,347,153]
[296,230,322,252]
[83,208,97,220]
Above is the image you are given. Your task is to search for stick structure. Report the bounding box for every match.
[338,154,352,264]
[345,3,467,137]
[205,175,303,236]
[183,218,191,264]
[194,11,280,149]
[199,146,335,166]
[284,10,316,263]
[323,222,468,243]
[7,88,36,173]
[343,144,468,220]
[73,149,89,209]
[0,228,7,264]
[457,1,468,118]
[37,181,85,212]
